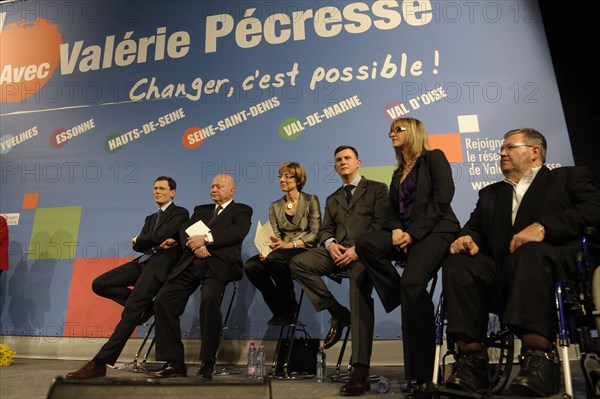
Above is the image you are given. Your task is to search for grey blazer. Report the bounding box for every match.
[269,191,321,247]
[319,176,389,247]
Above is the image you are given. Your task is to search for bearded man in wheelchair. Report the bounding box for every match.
[441,128,600,397]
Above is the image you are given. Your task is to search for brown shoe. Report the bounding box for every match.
[323,307,350,349]
[340,365,370,396]
[66,361,106,379]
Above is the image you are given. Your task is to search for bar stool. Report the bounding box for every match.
[270,282,313,379]
[326,269,352,382]
[128,281,238,373]
[328,262,439,384]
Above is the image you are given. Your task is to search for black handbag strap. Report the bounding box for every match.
[295,325,312,340]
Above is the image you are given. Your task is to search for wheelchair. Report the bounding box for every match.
[423,226,600,398]
[430,293,515,397]
[556,226,600,398]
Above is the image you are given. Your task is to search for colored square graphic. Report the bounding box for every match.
[429,133,463,162]
[361,166,395,185]
[457,115,480,133]
[65,257,135,337]
[28,206,82,260]
[22,192,39,209]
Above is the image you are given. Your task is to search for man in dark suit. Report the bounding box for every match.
[290,145,388,381]
[150,173,252,379]
[443,128,600,397]
[66,176,189,379]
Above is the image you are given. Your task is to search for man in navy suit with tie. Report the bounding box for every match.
[66,176,189,379]
[150,173,253,379]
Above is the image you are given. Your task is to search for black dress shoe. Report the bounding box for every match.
[340,365,370,396]
[509,348,560,397]
[149,361,187,378]
[323,307,350,349]
[445,351,489,393]
[196,361,215,379]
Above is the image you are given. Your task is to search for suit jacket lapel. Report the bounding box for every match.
[208,201,233,228]
[492,183,513,262]
[334,186,348,210]
[347,178,368,209]
[292,193,309,225]
[513,166,549,233]
[154,203,174,230]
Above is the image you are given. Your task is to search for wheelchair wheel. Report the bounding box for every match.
[486,314,514,394]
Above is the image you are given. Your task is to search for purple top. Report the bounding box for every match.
[398,168,417,227]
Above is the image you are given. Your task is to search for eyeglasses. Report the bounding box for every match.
[278,174,296,181]
[389,126,406,137]
[498,143,534,153]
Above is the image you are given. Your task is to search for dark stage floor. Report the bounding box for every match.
[0,358,590,399]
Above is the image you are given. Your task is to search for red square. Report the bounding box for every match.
[22,192,39,209]
[429,133,463,163]
[65,257,135,338]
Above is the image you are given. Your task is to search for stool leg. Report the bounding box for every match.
[129,321,155,372]
[272,289,305,378]
[432,293,445,384]
[331,326,351,382]
[283,289,304,377]
[214,282,241,375]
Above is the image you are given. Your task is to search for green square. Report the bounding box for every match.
[361,166,395,185]
[28,207,82,260]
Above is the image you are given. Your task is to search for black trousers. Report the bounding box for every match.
[153,261,226,363]
[92,259,163,365]
[244,248,306,316]
[443,241,577,343]
[356,230,454,382]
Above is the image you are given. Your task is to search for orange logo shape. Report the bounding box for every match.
[182,126,206,149]
[0,19,62,103]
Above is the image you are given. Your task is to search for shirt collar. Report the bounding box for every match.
[504,166,542,187]
[159,201,173,212]
[217,199,233,210]
[345,174,362,188]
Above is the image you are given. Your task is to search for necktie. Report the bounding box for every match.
[209,205,223,224]
[139,209,163,263]
[344,185,355,204]
[153,209,163,231]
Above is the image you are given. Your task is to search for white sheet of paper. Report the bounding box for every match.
[254,220,275,257]
[185,219,210,237]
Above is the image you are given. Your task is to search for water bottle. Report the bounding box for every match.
[316,345,326,382]
[247,342,257,378]
[256,344,266,379]
[376,376,390,393]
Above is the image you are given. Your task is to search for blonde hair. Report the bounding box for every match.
[390,117,430,174]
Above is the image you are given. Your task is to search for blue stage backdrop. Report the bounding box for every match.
[0,1,572,341]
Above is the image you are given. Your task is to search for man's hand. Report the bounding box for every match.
[329,243,358,268]
[158,238,178,249]
[509,223,545,253]
[450,235,479,256]
[193,246,211,259]
[187,235,206,251]
[328,242,345,262]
